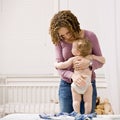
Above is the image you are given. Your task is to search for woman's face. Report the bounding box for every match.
[58,27,74,43]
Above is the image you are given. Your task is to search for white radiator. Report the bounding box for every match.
[0,75,60,117]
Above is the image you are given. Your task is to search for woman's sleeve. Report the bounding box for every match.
[54,45,73,82]
[90,32,104,71]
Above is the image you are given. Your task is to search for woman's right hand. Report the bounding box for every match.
[71,73,87,87]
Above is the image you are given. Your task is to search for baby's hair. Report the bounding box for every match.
[76,38,92,57]
[49,10,81,45]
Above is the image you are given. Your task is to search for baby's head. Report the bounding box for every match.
[72,38,92,57]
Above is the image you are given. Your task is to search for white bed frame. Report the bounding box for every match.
[0,75,107,118]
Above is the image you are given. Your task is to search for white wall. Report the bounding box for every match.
[0,0,2,69]
[0,0,58,75]
[115,0,120,113]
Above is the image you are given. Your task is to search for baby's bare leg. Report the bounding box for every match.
[83,85,93,114]
[71,87,81,113]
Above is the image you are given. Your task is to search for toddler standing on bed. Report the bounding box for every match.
[55,38,105,114]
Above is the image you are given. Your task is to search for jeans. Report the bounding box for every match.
[58,79,97,114]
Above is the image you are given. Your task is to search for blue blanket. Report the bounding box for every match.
[39,111,97,120]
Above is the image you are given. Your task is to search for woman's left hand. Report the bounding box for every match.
[73,57,90,70]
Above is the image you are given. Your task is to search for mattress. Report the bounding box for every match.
[0,114,42,120]
[0,114,75,120]
[93,115,120,120]
[1,114,120,120]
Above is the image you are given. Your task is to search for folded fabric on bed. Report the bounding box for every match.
[39,112,97,120]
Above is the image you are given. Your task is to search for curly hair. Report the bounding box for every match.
[49,10,81,45]
[76,38,92,57]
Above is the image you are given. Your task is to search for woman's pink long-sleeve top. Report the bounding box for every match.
[55,30,104,83]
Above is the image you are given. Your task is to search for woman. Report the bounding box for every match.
[49,10,104,114]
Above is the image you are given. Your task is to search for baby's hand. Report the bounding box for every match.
[54,62,58,68]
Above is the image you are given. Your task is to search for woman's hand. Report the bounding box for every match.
[71,73,87,87]
[73,57,90,70]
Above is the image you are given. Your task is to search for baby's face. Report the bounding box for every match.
[72,41,80,56]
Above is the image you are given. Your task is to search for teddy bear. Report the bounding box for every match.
[95,97,114,115]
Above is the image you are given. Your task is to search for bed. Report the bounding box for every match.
[1,113,120,120]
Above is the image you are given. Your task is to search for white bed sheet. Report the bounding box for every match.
[0,114,75,120]
[1,114,120,120]
[0,114,42,120]
[93,115,120,120]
